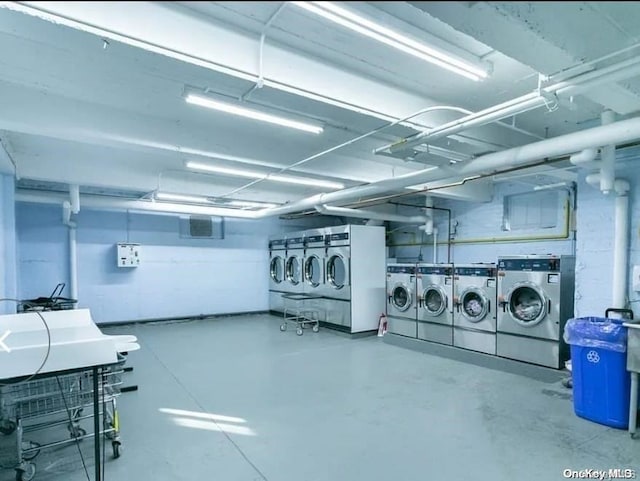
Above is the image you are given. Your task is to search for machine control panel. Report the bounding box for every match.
[269,239,286,248]
[418,266,452,275]
[387,265,416,274]
[455,267,496,277]
[498,258,560,272]
[306,235,324,244]
[286,237,304,247]
[325,232,349,244]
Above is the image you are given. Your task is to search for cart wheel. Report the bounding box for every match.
[296,328,303,336]
[22,441,41,461]
[312,324,319,333]
[15,463,36,481]
[112,441,122,459]
[70,427,87,439]
[280,323,287,331]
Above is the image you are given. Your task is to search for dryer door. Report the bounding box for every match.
[506,281,548,327]
[421,285,448,317]
[304,254,323,288]
[270,256,284,284]
[459,287,489,323]
[391,283,413,312]
[327,254,348,290]
[285,256,301,286]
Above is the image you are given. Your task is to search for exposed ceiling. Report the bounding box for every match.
[1,1,640,211]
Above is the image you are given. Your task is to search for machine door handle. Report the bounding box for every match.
[487,300,491,313]
[499,300,507,313]
[547,299,552,316]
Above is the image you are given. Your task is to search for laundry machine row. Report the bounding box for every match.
[268,225,386,333]
[385,255,576,369]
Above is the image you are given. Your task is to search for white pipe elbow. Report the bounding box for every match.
[614,179,630,196]
[570,148,597,165]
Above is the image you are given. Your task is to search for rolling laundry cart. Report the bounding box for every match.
[280,293,322,336]
[19,283,78,313]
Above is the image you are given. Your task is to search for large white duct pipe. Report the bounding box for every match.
[613,180,630,309]
[314,204,429,223]
[600,110,616,194]
[261,115,640,219]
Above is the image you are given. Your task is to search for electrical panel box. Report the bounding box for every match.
[117,243,141,268]
[633,265,640,292]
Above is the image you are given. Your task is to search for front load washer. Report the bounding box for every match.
[497,255,575,368]
[386,263,417,338]
[323,226,351,328]
[302,229,327,322]
[416,263,454,345]
[284,234,305,295]
[453,263,497,354]
[268,236,288,313]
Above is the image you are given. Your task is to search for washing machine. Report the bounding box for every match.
[268,236,288,313]
[453,264,497,354]
[497,255,575,369]
[284,233,305,295]
[416,263,454,345]
[386,263,417,338]
[302,228,327,322]
[323,226,352,327]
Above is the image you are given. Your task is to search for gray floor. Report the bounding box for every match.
[4,314,638,481]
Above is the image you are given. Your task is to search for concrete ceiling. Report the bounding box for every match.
[1,1,639,208]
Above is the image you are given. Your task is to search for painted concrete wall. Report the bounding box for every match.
[16,202,340,324]
[0,175,17,314]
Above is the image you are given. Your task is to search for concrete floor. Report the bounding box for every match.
[3,314,638,480]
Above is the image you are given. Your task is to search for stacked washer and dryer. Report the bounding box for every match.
[268,225,386,333]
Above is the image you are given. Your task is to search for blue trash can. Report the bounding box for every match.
[564,317,630,428]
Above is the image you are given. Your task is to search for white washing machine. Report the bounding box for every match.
[302,229,327,322]
[268,236,288,313]
[497,255,575,368]
[284,234,305,295]
[416,263,454,345]
[323,226,351,328]
[453,264,497,355]
[386,263,417,338]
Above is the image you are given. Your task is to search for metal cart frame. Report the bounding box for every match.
[1,362,124,481]
[280,293,322,336]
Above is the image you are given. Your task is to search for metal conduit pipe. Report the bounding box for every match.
[314,204,430,224]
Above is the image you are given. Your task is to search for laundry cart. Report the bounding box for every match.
[0,309,140,481]
[280,293,322,336]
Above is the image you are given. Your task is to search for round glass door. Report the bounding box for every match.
[304,255,322,287]
[460,288,488,322]
[391,284,412,311]
[327,255,346,289]
[422,286,446,316]
[270,256,284,283]
[285,256,301,285]
[508,284,546,326]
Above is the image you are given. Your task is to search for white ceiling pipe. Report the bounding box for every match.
[314,204,429,224]
[259,116,640,219]
[613,180,630,310]
[600,110,616,195]
[569,148,598,165]
[69,184,80,214]
[378,55,640,154]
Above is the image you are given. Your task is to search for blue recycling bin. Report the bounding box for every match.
[564,317,630,428]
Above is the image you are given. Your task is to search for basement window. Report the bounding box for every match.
[502,190,563,231]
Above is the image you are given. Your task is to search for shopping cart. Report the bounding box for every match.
[0,361,125,481]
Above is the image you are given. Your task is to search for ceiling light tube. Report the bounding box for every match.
[186,161,344,190]
[227,200,279,209]
[155,192,211,203]
[185,94,323,134]
[291,2,487,81]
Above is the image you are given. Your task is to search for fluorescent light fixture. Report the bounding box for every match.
[185,161,344,190]
[291,2,487,81]
[185,94,323,134]
[227,200,279,209]
[155,192,211,203]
